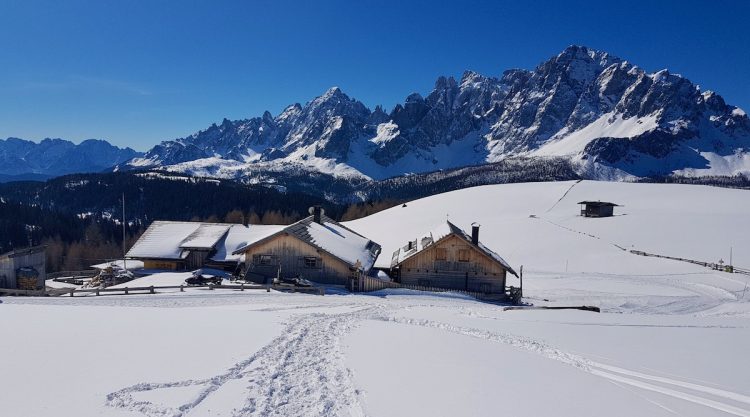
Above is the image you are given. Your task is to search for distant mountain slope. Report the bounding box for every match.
[0,137,141,177]
[123,45,750,180]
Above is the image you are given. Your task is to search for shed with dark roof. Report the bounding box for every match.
[578,201,619,218]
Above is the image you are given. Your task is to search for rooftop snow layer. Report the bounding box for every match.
[126,221,206,259]
[304,219,379,270]
[211,224,285,263]
[180,224,232,249]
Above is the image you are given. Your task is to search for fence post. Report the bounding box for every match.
[180,285,184,292]
[96,289,100,296]
[69,289,74,297]
[241,283,244,291]
[150,286,155,294]
[124,287,129,295]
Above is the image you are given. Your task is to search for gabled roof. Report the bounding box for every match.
[390,221,517,277]
[126,221,289,263]
[210,224,285,263]
[578,201,619,207]
[232,214,381,271]
[126,221,227,260]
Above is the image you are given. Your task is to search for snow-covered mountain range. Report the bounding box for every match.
[0,137,141,178]
[124,45,750,181]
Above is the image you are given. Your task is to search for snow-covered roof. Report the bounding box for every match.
[302,219,380,271]
[127,221,289,263]
[232,214,381,271]
[126,221,207,260]
[91,260,145,270]
[211,224,285,263]
[390,220,517,276]
[180,224,232,249]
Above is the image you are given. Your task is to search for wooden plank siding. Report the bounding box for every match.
[239,233,355,286]
[0,247,46,290]
[143,260,182,270]
[397,235,507,294]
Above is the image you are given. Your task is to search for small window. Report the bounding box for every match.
[303,256,320,269]
[258,255,276,265]
[458,249,470,262]
[435,247,447,260]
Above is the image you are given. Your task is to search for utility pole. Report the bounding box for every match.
[122,193,127,271]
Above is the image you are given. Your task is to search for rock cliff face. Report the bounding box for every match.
[121,45,750,180]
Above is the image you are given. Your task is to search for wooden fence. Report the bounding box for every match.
[351,274,514,302]
[630,250,748,275]
[2,283,324,297]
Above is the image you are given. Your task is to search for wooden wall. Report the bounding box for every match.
[0,249,46,289]
[240,233,355,285]
[0,256,14,288]
[398,235,507,294]
[143,260,181,270]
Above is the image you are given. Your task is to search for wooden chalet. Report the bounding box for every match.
[232,206,381,285]
[126,221,283,271]
[0,245,46,290]
[390,221,517,295]
[578,201,619,218]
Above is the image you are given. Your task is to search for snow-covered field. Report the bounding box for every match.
[2,181,750,417]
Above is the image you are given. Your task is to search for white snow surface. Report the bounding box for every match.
[126,221,206,259]
[180,224,232,249]
[531,112,660,156]
[306,220,378,270]
[674,151,750,177]
[3,181,750,417]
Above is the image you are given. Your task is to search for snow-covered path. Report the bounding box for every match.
[2,287,749,417]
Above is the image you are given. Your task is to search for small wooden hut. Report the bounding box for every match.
[578,201,619,218]
[389,221,517,295]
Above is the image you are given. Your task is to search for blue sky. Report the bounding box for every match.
[1,0,748,151]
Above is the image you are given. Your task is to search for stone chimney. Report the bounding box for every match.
[309,205,324,224]
[471,223,480,245]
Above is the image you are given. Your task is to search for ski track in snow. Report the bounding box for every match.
[106,301,750,417]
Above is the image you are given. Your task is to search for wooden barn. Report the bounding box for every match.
[579,201,619,218]
[0,246,46,290]
[232,206,381,286]
[126,221,284,271]
[390,221,517,295]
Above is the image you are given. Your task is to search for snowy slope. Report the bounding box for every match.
[2,181,750,417]
[346,181,750,313]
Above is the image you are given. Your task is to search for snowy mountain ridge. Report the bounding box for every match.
[123,45,750,181]
[0,137,141,178]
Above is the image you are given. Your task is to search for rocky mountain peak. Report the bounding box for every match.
[120,46,750,181]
